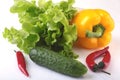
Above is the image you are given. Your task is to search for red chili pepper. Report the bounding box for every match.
[14,50,29,77]
[86,46,111,75]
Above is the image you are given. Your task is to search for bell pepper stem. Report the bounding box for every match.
[86,24,105,38]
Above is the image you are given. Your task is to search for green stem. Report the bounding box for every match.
[86,24,105,38]
[93,64,111,75]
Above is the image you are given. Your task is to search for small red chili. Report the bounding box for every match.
[14,50,29,77]
[86,46,111,75]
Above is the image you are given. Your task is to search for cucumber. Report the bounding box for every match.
[29,47,87,77]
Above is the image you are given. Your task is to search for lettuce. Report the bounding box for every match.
[3,0,78,58]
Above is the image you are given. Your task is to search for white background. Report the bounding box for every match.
[0,0,120,80]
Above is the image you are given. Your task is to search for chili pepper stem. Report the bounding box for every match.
[100,69,111,75]
[14,50,17,53]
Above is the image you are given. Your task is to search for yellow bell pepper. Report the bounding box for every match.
[72,9,114,49]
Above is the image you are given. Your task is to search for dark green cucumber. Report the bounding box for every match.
[29,47,87,77]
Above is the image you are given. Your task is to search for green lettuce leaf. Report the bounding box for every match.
[3,27,39,53]
[3,0,78,58]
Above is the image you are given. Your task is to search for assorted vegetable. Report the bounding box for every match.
[14,50,29,77]
[86,46,111,75]
[72,9,114,49]
[29,47,87,77]
[2,0,115,78]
